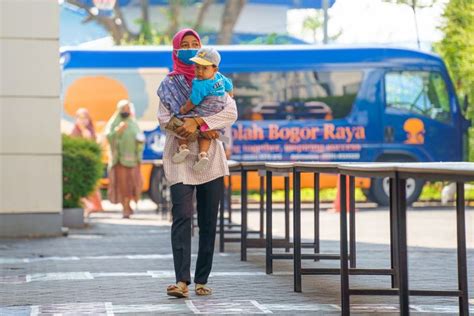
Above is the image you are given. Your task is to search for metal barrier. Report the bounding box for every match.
[338,162,472,316]
[215,161,471,315]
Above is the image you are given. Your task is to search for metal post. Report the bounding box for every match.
[260,174,265,238]
[349,176,356,268]
[456,182,469,315]
[395,174,409,315]
[241,169,248,261]
[314,173,320,261]
[293,169,302,292]
[389,177,399,288]
[340,175,350,315]
[266,170,273,274]
[285,175,290,252]
[323,0,329,44]
[228,175,233,223]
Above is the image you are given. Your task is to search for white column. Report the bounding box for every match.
[0,0,62,237]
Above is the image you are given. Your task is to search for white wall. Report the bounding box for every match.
[0,0,61,218]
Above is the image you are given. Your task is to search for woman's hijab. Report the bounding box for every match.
[105,99,140,137]
[168,28,201,85]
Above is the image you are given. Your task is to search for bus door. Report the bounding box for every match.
[382,69,458,162]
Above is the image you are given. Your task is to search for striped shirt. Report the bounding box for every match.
[157,74,228,129]
[157,75,238,186]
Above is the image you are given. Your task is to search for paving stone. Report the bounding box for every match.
[0,203,473,315]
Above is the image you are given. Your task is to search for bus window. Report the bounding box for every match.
[385,71,451,124]
[226,70,363,121]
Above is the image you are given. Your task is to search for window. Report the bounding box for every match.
[385,71,451,123]
[224,70,363,120]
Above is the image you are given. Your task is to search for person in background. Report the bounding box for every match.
[105,100,145,219]
[70,108,104,217]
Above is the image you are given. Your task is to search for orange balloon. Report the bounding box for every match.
[64,76,129,122]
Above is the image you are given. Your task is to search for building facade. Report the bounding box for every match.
[0,0,62,237]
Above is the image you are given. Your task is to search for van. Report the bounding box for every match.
[61,45,469,206]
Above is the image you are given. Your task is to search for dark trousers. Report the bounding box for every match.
[170,177,223,285]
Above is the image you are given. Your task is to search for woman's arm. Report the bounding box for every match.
[157,101,172,129]
[136,141,144,163]
[175,98,237,138]
[202,96,238,130]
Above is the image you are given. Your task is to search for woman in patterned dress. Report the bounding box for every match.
[157,28,237,298]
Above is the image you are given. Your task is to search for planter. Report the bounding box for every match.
[62,208,85,228]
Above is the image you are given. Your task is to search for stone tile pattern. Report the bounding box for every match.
[0,209,473,315]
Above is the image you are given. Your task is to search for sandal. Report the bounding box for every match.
[195,284,212,296]
[167,282,189,298]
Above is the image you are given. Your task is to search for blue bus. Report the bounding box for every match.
[61,45,470,206]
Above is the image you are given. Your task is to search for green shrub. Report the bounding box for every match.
[62,134,103,208]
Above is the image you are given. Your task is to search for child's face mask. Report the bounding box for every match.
[177,49,198,65]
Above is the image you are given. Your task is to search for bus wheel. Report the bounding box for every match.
[367,177,424,207]
[149,166,168,208]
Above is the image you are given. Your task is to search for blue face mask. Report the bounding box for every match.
[177,49,198,65]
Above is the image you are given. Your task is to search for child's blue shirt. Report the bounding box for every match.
[190,72,233,106]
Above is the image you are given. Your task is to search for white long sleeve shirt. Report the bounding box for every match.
[157,94,238,186]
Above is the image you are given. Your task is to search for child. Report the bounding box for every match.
[171,47,233,171]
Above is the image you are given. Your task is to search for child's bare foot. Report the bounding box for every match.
[192,152,210,172]
[172,144,190,163]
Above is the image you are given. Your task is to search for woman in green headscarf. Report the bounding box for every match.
[105,99,144,218]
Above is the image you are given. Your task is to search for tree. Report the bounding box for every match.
[303,12,323,43]
[302,10,341,44]
[382,0,437,49]
[194,0,214,31]
[218,0,247,44]
[435,0,474,159]
[65,0,245,45]
[65,0,135,44]
[436,0,474,114]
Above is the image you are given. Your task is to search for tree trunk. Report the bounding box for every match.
[218,0,246,45]
[411,4,421,49]
[194,0,214,31]
[140,0,151,41]
[141,0,150,25]
[168,0,181,37]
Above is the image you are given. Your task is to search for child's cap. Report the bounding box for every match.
[190,47,221,67]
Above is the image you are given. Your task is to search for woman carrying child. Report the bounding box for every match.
[157,28,237,298]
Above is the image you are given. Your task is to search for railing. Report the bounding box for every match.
[218,161,472,316]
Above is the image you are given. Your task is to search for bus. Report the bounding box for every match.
[60,45,470,206]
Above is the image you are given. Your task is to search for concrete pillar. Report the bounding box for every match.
[0,0,62,237]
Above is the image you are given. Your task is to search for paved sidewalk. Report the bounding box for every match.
[0,201,473,315]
